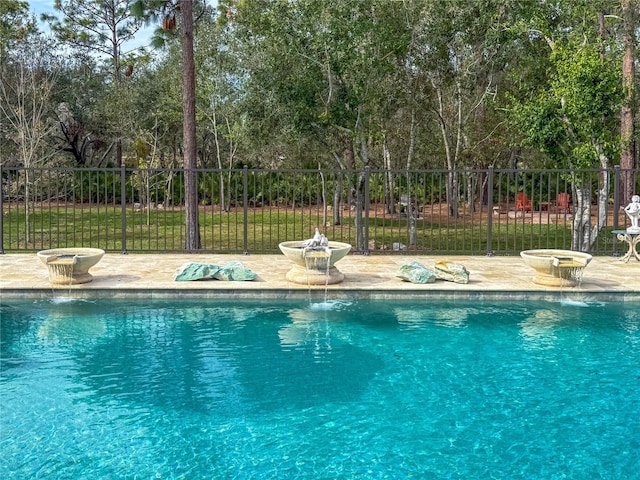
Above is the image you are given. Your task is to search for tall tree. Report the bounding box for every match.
[225,0,418,246]
[132,0,202,250]
[0,34,60,242]
[510,41,622,251]
[619,0,636,203]
[43,0,144,166]
[44,0,143,81]
[0,0,36,61]
[51,55,113,166]
[197,19,246,211]
[179,0,200,250]
[0,0,37,165]
[411,0,511,217]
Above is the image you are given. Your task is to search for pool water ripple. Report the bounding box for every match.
[1,298,639,479]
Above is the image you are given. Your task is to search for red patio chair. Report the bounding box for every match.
[516,192,532,212]
[554,193,572,213]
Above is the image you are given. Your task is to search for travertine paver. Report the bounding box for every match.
[1,253,638,299]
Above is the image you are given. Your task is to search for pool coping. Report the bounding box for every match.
[1,253,639,301]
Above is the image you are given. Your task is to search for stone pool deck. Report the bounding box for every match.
[1,253,638,300]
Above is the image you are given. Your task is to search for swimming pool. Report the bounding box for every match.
[1,298,639,479]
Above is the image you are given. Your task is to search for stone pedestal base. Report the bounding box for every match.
[285,265,345,285]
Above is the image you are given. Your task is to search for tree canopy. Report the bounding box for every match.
[0,0,636,177]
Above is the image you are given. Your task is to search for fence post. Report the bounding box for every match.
[0,164,4,254]
[243,165,249,254]
[612,165,620,256]
[120,164,127,254]
[363,166,370,255]
[486,166,494,256]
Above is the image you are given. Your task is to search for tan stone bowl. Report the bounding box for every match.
[37,248,105,285]
[520,249,592,287]
[278,241,351,285]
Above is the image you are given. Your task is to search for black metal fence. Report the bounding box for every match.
[1,165,637,255]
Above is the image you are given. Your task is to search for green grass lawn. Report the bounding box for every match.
[2,205,617,255]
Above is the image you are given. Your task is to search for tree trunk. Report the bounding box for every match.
[620,0,636,203]
[330,150,346,225]
[433,83,459,218]
[208,101,226,213]
[572,182,592,252]
[333,172,342,226]
[406,110,417,246]
[593,168,610,249]
[24,170,31,245]
[382,134,395,214]
[591,144,611,249]
[466,172,476,213]
[354,136,368,251]
[181,0,201,250]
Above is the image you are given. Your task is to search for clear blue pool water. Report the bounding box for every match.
[1,297,639,479]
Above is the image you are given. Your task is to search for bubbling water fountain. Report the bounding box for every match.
[520,249,592,287]
[278,229,351,285]
[37,248,105,285]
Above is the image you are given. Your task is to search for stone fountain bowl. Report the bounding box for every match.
[278,241,352,268]
[37,248,105,285]
[278,241,352,285]
[520,249,592,286]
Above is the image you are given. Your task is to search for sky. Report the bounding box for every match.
[28,0,155,50]
[28,0,53,19]
[28,0,219,51]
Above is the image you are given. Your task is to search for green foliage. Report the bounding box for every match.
[1,0,633,179]
[228,0,424,168]
[509,94,567,162]
[508,42,623,168]
[45,0,144,75]
[71,169,125,203]
[0,0,36,59]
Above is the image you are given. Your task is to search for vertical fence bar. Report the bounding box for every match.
[486,166,494,256]
[61,168,67,247]
[243,165,249,254]
[0,164,4,254]
[613,166,621,230]
[40,168,45,250]
[363,166,370,255]
[612,165,620,256]
[120,164,127,254]
[80,169,85,247]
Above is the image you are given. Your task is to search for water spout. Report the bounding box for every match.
[43,254,77,285]
[303,247,331,272]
